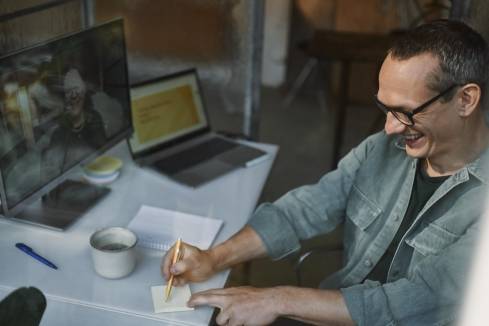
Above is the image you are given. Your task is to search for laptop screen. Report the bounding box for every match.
[128,70,208,154]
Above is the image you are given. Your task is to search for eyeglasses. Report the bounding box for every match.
[374,85,458,126]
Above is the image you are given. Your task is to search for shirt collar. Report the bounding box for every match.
[465,146,489,184]
[392,134,489,184]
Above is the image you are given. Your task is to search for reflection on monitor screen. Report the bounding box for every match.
[0,19,132,230]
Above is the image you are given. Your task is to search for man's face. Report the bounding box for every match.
[377,53,461,161]
[65,86,85,116]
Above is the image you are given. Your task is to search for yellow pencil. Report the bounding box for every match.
[165,238,182,301]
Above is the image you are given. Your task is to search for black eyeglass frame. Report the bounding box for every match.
[374,84,458,126]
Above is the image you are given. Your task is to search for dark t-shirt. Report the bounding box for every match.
[366,162,449,282]
[42,103,107,181]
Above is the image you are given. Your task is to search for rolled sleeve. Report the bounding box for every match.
[341,279,456,326]
[247,167,354,260]
[247,132,382,260]
[341,281,399,326]
[248,203,302,259]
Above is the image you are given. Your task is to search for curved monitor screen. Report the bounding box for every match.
[0,19,131,212]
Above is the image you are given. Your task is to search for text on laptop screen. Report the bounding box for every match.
[129,71,208,154]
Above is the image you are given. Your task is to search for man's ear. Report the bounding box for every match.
[458,83,481,117]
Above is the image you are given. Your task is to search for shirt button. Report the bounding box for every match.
[394,214,400,221]
[364,259,373,268]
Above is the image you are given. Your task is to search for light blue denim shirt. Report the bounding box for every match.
[248,131,489,326]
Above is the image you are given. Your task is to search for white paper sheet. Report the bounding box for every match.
[128,205,223,251]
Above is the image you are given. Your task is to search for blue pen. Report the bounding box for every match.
[15,243,58,270]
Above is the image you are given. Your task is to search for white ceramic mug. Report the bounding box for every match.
[89,227,138,279]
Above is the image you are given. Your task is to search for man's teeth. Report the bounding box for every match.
[404,134,422,141]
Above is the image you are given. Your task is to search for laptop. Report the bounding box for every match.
[127,69,267,187]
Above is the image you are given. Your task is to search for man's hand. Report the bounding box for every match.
[161,242,216,285]
[188,286,355,326]
[161,226,269,286]
[188,286,281,326]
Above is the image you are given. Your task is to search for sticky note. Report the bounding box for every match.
[150,284,194,313]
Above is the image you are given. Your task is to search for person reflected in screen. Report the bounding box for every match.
[42,68,107,181]
[161,20,489,326]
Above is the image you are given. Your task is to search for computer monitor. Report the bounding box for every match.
[0,19,132,230]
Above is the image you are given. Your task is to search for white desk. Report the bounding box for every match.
[0,140,278,326]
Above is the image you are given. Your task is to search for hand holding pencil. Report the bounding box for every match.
[161,240,218,289]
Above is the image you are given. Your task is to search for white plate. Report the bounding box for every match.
[83,170,120,185]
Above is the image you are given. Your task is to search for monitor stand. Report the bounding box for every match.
[12,179,110,231]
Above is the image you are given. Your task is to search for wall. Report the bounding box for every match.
[261,0,292,87]
[93,0,262,137]
[0,1,83,55]
[291,0,400,104]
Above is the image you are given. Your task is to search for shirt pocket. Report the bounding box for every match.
[406,222,460,256]
[346,185,382,231]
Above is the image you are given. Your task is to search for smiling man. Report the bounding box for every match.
[162,20,489,325]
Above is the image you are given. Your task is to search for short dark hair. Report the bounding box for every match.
[389,19,489,101]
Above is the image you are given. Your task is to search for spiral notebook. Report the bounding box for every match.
[127,205,223,251]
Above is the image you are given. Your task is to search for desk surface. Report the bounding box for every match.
[0,140,278,326]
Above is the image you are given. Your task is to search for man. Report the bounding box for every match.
[162,20,489,325]
[42,68,107,179]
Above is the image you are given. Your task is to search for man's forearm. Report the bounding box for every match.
[209,225,268,272]
[276,286,354,326]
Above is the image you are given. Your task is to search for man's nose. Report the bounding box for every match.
[384,113,406,135]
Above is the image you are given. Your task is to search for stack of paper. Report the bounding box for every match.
[127,205,224,251]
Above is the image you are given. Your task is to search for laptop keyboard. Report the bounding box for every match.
[153,137,239,174]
